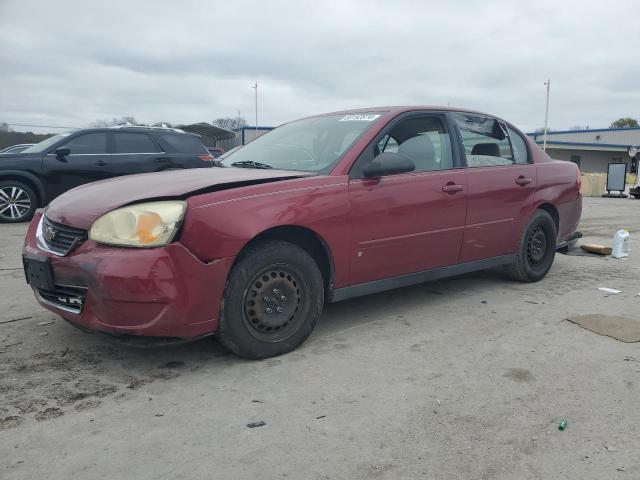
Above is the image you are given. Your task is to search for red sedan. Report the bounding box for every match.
[22,107,582,358]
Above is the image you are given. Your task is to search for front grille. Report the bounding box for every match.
[38,285,87,314]
[40,216,87,256]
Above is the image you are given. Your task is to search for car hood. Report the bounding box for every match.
[45,167,314,229]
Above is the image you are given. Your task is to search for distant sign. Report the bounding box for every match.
[606,163,627,192]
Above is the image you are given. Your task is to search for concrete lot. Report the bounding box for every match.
[1,197,639,479]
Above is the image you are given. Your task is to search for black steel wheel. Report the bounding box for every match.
[504,209,556,282]
[217,240,324,359]
[0,180,37,223]
[242,265,306,342]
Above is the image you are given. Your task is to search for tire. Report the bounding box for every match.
[0,180,38,223]
[216,240,324,359]
[503,209,557,283]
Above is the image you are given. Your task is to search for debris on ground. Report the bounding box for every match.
[566,315,640,343]
[558,419,568,431]
[247,421,266,428]
[315,415,326,419]
[581,244,612,255]
[37,321,54,326]
[598,287,622,294]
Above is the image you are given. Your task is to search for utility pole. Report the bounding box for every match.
[252,82,258,136]
[543,79,551,152]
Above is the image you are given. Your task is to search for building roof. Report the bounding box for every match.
[527,126,639,152]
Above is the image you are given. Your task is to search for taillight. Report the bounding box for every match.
[198,154,214,161]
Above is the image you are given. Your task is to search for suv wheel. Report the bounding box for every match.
[0,180,37,223]
[216,240,324,359]
[504,209,557,282]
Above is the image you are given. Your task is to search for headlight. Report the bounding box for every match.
[89,201,187,247]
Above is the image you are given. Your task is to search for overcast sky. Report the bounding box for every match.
[1,0,639,134]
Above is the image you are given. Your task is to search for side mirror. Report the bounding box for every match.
[55,147,70,161]
[363,152,415,179]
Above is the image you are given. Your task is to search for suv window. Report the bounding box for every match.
[160,134,208,154]
[507,127,529,164]
[378,116,453,173]
[62,133,107,155]
[114,132,160,153]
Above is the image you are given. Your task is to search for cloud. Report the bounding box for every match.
[0,0,638,133]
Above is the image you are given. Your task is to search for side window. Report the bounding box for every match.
[459,128,513,168]
[114,133,160,153]
[160,134,208,154]
[370,116,452,174]
[377,135,399,153]
[63,133,107,155]
[507,127,529,164]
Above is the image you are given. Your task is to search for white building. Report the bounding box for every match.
[527,127,639,173]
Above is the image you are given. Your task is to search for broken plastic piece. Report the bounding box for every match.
[247,421,266,428]
[558,419,567,431]
[598,287,622,294]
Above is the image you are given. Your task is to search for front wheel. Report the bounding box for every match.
[0,180,38,223]
[216,240,324,359]
[504,209,557,283]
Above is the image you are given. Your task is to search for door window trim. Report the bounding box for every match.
[348,111,463,179]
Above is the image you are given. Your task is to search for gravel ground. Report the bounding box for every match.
[1,197,639,479]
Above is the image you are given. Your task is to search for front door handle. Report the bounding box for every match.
[442,183,465,193]
[95,160,107,166]
[515,176,533,186]
[154,157,169,163]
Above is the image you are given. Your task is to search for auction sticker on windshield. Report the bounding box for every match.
[339,114,381,122]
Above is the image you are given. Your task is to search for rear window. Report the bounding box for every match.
[159,134,208,154]
[114,132,161,153]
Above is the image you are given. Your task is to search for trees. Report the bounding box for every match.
[212,117,247,131]
[610,117,639,129]
[89,116,139,128]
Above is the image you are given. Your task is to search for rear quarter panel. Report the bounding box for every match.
[534,160,581,241]
[178,175,351,287]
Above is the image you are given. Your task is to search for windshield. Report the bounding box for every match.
[221,112,384,173]
[22,132,72,153]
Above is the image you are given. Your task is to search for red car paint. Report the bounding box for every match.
[23,107,582,339]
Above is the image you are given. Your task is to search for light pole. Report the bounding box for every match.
[252,82,258,137]
[543,79,551,152]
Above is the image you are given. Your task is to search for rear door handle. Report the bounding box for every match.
[442,183,465,193]
[515,176,533,186]
[153,157,169,163]
[95,160,107,166]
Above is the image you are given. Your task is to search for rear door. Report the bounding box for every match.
[42,131,110,200]
[111,131,165,175]
[454,113,537,262]
[347,112,468,285]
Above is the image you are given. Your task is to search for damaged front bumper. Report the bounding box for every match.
[23,211,234,339]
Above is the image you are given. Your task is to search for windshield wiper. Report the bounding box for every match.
[210,160,226,167]
[230,160,273,169]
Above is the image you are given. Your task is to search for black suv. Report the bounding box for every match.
[0,126,214,222]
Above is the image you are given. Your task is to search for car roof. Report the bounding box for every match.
[72,126,199,137]
[308,105,511,124]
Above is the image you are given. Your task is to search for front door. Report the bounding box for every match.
[347,113,468,285]
[42,131,110,201]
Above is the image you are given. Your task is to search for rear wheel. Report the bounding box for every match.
[0,180,37,223]
[216,240,324,359]
[504,209,557,282]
